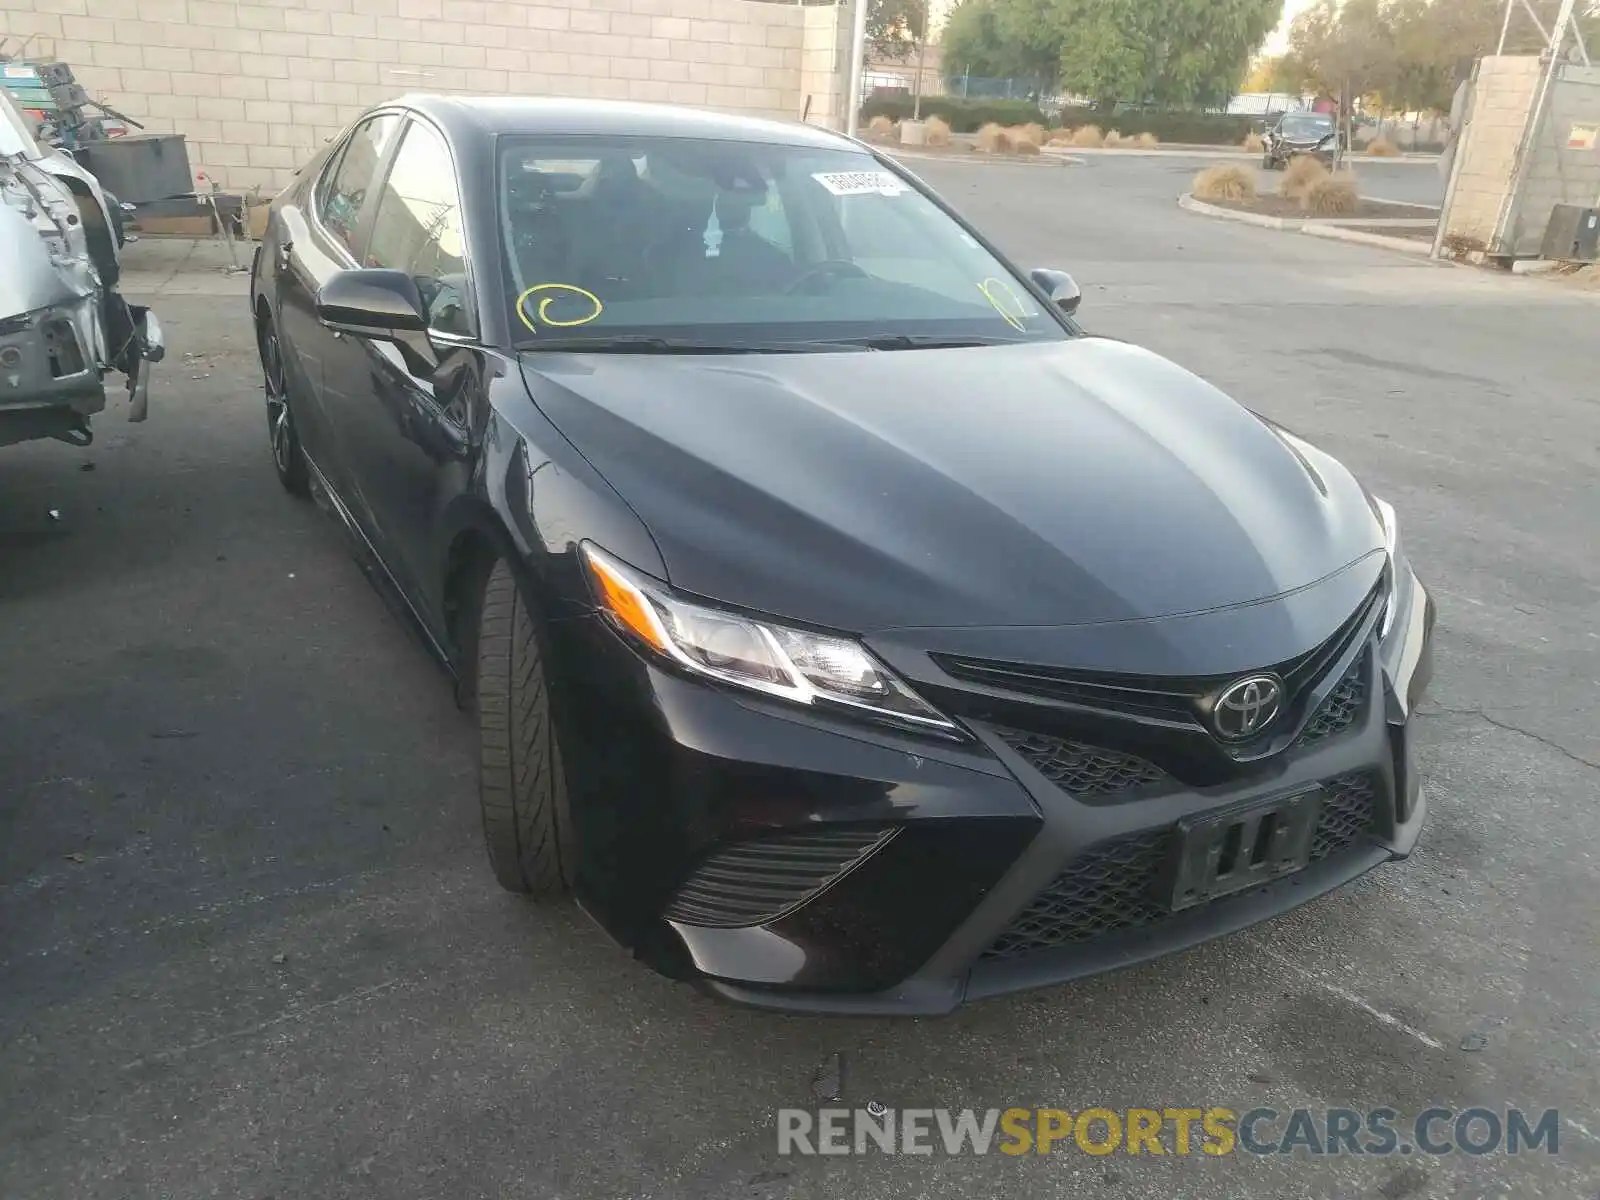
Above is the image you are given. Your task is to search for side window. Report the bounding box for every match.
[317,114,400,255]
[364,120,471,336]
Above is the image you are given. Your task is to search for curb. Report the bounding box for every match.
[1299,223,1434,257]
[889,148,1074,167]
[1180,193,1444,260]
[1056,147,1442,164]
[1178,192,1303,230]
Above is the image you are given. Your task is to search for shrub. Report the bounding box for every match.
[1009,131,1041,155]
[1303,174,1359,215]
[860,94,1045,134]
[1280,155,1328,199]
[1055,106,1263,146]
[924,115,951,147]
[1047,128,1076,145]
[1103,129,1124,148]
[1242,131,1264,152]
[1366,136,1400,157]
[866,114,895,142]
[1070,124,1105,148]
[976,122,1013,153]
[1192,164,1256,203]
[1135,131,1159,149]
[1012,122,1045,147]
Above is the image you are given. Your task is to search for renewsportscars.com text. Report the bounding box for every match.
[777,1106,1564,1157]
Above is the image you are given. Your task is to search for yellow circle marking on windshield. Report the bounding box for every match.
[977,277,1029,332]
[516,283,603,334]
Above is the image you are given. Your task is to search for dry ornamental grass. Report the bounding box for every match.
[1013,123,1045,148]
[1047,128,1076,145]
[1103,130,1124,148]
[1366,136,1401,157]
[1242,132,1264,152]
[1070,124,1105,148]
[866,114,895,142]
[1303,174,1359,215]
[924,115,951,146]
[976,122,1013,153]
[1009,130,1041,155]
[1135,132,1159,149]
[1192,164,1256,203]
[1280,155,1329,199]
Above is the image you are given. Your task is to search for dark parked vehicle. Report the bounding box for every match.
[1262,111,1342,169]
[250,96,1434,1014]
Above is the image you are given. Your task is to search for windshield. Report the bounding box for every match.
[1280,115,1334,140]
[496,135,1068,348]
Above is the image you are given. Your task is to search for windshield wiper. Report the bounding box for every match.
[519,334,866,354]
[841,334,1029,351]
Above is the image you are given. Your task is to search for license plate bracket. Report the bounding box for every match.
[1167,788,1323,912]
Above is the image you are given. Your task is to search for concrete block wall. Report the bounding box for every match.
[1,0,843,191]
[1506,64,1600,255]
[796,0,846,130]
[1441,55,1543,251]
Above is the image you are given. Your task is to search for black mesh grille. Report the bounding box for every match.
[981,772,1380,961]
[1309,773,1378,861]
[664,827,896,928]
[996,728,1169,797]
[1298,657,1367,745]
[983,829,1173,959]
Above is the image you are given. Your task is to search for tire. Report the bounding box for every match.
[474,558,575,897]
[260,317,310,497]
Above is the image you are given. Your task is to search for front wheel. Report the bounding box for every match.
[474,559,576,897]
[260,317,309,497]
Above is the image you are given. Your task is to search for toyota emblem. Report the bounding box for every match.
[1211,675,1283,740]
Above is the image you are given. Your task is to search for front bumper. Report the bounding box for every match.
[552,571,1435,1015]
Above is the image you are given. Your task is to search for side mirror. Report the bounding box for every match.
[1030,267,1081,316]
[315,268,438,373]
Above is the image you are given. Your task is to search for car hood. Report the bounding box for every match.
[520,338,1384,635]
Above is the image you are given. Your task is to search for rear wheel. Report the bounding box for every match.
[260,317,309,497]
[474,559,576,897]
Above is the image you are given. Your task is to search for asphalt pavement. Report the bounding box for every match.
[2,157,1597,1200]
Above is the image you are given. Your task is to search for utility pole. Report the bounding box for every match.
[846,0,870,137]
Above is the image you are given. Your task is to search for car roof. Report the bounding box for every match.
[394,94,860,152]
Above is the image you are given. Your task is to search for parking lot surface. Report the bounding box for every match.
[2,155,1597,1200]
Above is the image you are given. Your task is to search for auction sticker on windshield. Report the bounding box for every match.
[813,171,907,197]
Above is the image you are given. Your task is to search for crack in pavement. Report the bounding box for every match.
[119,979,402,1072]
[1417,707,1600,772]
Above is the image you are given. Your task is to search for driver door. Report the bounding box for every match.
[326,115,476,625]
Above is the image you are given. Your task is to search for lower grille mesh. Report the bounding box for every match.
[1309,773,1378,861]
[981,772,1380,961]
[665,827,896,928]
[1298,656,1367,745]
[996,729,1169,798]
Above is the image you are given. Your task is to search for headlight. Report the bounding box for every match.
[581,543,960,737]
[1373,497,1401,639]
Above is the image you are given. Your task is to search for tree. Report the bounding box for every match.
[1287,0,1398,101]
[941,0,1014,80]
[1243,53,1308,93]
[1051,0,1282,108]
[867,0,929,63]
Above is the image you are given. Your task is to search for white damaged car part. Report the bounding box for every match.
[1,91,163,449]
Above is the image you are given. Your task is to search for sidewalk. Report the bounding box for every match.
[119,237,255,298]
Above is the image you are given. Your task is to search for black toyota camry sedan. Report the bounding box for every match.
[250,95,1434,1014]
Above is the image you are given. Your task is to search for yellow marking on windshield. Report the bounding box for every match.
[516,283,604,333]
[977,277,1029,332]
